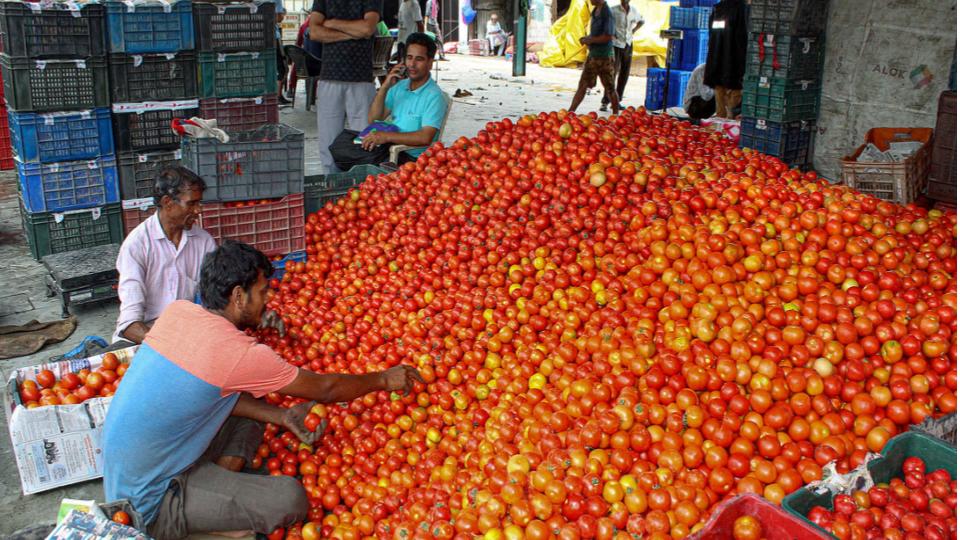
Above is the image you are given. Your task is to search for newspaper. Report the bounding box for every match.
[46,509,148,540]
[4,347,137,495]
[857,141,924,163]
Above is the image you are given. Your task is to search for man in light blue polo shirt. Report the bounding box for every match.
[328,32,448,169]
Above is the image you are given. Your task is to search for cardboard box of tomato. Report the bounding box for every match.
[2,346,137,495]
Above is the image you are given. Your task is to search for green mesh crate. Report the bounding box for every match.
[304,165,387,215]
[20,199,123,260]
[741,75,821,122]
[746,33,824,80]
[198,50,277,99]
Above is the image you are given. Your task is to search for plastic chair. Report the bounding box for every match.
[372,36,395,78]
[388,91,453,163]
[283,45,320,111]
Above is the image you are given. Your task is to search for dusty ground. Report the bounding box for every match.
[0,54,649,537]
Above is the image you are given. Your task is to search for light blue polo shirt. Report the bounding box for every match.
[385,77,447,158]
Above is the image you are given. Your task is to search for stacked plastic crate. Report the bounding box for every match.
[645,0,716,110]
[0,68,12,169]
[185,0,305,259]
[1,1,122,259]
[106,0,198,228]
[738,0,827,169]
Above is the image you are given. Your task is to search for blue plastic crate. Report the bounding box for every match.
[18,157,120,213]
[645,68,692,111]
[271,250,307,280]
[9,108,115,164]
[668,30,710,71]
[680,0,718,6]
[669,6,711,29]
[105,0,194,53]
[739,117,815,168]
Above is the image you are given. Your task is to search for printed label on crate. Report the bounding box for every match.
[215,1,264,14]
[122,198,155,211]
[111,99,200,114]
[130,53,179,67]
[123,0,175,13]
[41,110,93,125]
[26,0,83,15]
[217,96,264,104]
[53,207,102,224]
[216,52,260,62]
[34,59,87,71]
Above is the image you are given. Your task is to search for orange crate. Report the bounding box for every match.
[201,193,305,257]
[841,128,933,205]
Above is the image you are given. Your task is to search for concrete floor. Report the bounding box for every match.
[0,55,649,537]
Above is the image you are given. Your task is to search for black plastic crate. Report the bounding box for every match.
[199,94,279,132]
[20,199,123,260]
[108,52,199,103]
[180,124,303,202]
[741,75,820,122]
[748,0,828,35]
[112,101,199,153]
[739,117,815,169]
[118,149,182,199]
[194,0,275,52]
[1,56,110,112]
[0,1,106,59]
[746,33,824,80]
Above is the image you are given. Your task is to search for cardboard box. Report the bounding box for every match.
[3,346,137,495]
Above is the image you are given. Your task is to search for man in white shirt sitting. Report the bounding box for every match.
[114,167,216,344]
[601,0,644,111]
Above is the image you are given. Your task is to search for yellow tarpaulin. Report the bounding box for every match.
[538,0,676,68]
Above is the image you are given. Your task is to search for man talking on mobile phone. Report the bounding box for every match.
[328,32,448,170]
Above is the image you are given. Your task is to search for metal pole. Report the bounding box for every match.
[512,0,527,77]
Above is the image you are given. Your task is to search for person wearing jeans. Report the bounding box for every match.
[601,0,643,111]
[309,0,383,174]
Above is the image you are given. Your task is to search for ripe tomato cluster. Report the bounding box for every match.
[258,108,957,540]
[806,456,957,540]
[18,352,127,407]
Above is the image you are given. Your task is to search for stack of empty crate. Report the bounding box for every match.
[1,1,121,259]
[645,0,716,110]
[184,0,304,259]
[107,0,198,226]
[739,0,827,169]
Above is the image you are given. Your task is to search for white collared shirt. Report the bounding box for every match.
[114,212,216,341]
[609,2,643,49]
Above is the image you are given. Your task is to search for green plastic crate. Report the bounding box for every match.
[304,165,387,215]
[746,33,825,80]
[20,199,124,260]
[198,50,277,99]
[781,432,957,539]
[741,75,821,122]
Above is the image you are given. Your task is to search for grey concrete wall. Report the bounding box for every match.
[815,0,957,180]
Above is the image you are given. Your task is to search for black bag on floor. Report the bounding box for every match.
[329,130,390,172]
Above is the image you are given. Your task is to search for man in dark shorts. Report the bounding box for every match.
[569,0,620,114]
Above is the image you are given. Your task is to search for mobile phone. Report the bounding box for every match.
[397,65,408,78]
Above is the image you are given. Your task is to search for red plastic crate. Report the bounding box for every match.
[689,494,829,540]
[121,198,157,236]
[199,94,279,132]
[201,193,305,257]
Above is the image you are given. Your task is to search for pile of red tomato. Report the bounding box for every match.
[807,456,957,539]
[259,108,957,540]
[18,352,126,407]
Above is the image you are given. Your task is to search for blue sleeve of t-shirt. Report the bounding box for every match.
[385,83,398,116]
[422,89,447,130]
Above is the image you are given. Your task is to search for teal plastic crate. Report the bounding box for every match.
[781,432,957,539]
[304,165,387,215]
[20,200,124,260]
[741,75,820,122]
[198,50,277,99]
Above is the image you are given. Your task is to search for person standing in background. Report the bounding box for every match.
[274,0,290,104]
[424,0,445,59]
[485,13,508,56]
[703,0,747,118]
[601,0,643,111]
[309,0,383,174]
[396,0,423,62]
[568,0,620,114]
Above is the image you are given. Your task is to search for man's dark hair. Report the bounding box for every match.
[153,166,206,206]
[406,32,438,60]
[198,240,272,310]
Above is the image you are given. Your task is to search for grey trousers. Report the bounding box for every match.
[147,418,308,540]
[315,80,376,174]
